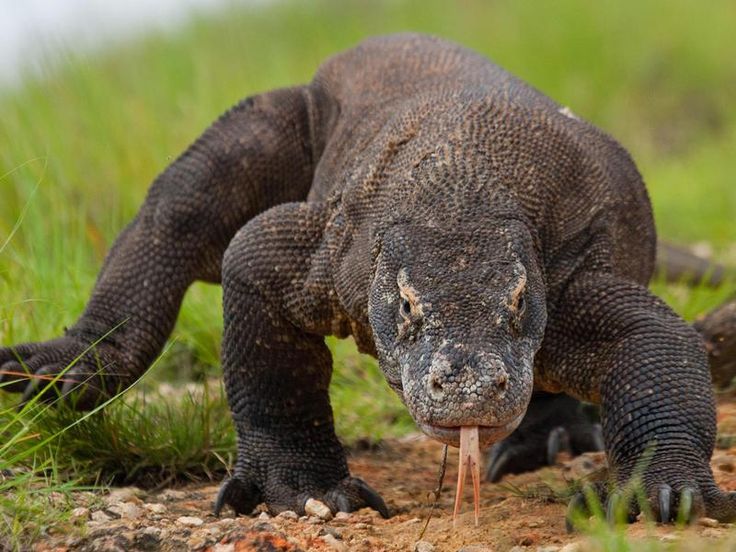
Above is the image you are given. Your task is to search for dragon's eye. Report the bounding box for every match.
[400,296,412,318]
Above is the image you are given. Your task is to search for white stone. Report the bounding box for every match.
[305,498,333,520]
[144,502,167,514]
[414,541,435,552]
[277,510,299,520]
[176,515,204,527]
[90,510,111,523]
[71,507,90,520]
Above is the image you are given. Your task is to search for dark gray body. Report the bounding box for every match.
[1,34,732,523]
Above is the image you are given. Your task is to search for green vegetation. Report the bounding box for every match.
[1,0,735,549]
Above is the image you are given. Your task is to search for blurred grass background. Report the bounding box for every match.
[1,0,735,456]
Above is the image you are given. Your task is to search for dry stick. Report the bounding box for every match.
[418,444,448,540]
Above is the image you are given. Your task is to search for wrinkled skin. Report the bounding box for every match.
[2,34,735,524]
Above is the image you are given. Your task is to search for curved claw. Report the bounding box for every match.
[546,426,568,466]
[566,492,589,533]
[355,478,390,518]
[214,476,262,517]
[589,423,604,452]
[606,491,622,525]
[677,487,694,524]
[657,484,672,523]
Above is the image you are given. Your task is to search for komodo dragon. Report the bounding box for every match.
[1,33,735,524]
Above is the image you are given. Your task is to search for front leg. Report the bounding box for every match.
[215,202,388,518]
[539,273,736,523]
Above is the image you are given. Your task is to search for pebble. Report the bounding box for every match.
[212,544,235,552]
[144,502,167,515]
[90,510,112,523]
[159,489,186,501]
[277,510,299,520]
[458,545,494,552]
[698,517,719,527]
[322,533,348,552]
[305,498,333,520]
[560,544,582,552]
[176,515,204,527]
[258,512,271,520]
[333,511,352,521]
[71,507,90,520]
[105,487,144,505]
[536,547,560,552]
[109,502,143,520]
[414,541,435,552]
[660,534,679,543]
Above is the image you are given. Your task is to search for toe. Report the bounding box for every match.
[0,360,31,392]
[214,476,262,517]
[546,426,570,466]
[324,477,390,518]
[654,484,671,523]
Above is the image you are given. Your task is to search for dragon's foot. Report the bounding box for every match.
[0,336,126,409]
[486,393,603,482]
[214,472,389,519]
[566,468,736,530]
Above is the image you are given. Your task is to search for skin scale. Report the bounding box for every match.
[0,33,734,524]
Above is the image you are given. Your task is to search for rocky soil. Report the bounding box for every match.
[29,398,736,552]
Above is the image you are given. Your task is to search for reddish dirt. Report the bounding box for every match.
[35,397,736,551]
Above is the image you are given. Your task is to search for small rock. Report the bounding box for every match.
[90,510,111,523]
[212,544,235,552]
[322,533,348,552]
[560,544,583,552]
[458,545,493,552]
[660,534,679,543]
[71,507,90,520]
[176,515,204,527]
[414,541,435,552]
[536,547,560,552]
[306,515,324,524]
[406,517,422,524]
[144,502,167,514]
[305,498,333,520]
[699,517,719,527]
[105,487,144,505]
[277,510,299,520]
[354,522,372,530]
[333,511,351,521]
[159,489,186,501]
[109,502,142,520]
[258,511,271,520]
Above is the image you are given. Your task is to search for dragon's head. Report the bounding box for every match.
[368,220,546,447]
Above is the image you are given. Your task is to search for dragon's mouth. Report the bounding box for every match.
[418,412,524,448]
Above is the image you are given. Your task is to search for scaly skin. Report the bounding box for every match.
[1,34,734,522]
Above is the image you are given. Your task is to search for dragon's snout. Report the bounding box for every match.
[401,344,533,446]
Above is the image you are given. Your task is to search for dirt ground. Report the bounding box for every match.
[33,398,736,552]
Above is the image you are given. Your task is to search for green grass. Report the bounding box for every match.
[1,0,736,549]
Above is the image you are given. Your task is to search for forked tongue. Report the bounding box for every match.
[453,425,480,527]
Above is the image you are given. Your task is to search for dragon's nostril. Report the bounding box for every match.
[428,374,445,399]
[496,373,508,392]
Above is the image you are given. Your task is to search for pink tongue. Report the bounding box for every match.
[453,426,481,527]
